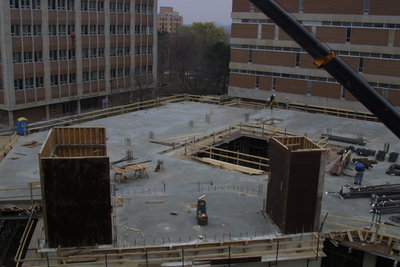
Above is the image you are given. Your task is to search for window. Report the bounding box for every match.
[117,68,123,77]
[363,0,370,13]
[90,48,97,58]
[22,25,32,36]
[359,58,364,72]
[49,25,57,36]
[110,25,116,34]
[34,51,43,62]
[249,2,255,12]
[69,73,76,83]
[89,1,96,11]
[99,70,105,80]
[11,25,20,36]
[98,48,104,57]
[51,75,59,86]
[124,3,130,12]
[90,71,97,80]
[125,67,130,76]
[117,25,124,34]
[49,104,57,115]
[32,0,41,9]
[33,25,42,36]
[98,25,104,34]
[124,47,130,55]
[81,25,88,35]
[272,77,276,90]
[255,76,260,88]
[299,0,304,12]
[59,50,67,60]
[110,47,116,56]
[134,66,140,75]
[135,25,140,34]
[82,72,89,82]
[14,79,24,90]
[35,77,44,87]
[57,0,65,10]
[48,0,56,10]
[117,47,123,56]
[141,25,147,34]
[10,0,19,8]
[295,53,300,67]
[50,50,58,61]
[124,25,130,34]
[148,46,153,54]
[116,2,123,12]
[97,1,104,11]
[13,52,22,63]
[21,0,30,9]
[68,25,75,34]
[24,51,33,63]
[68,49,75,59]
[0,80,3,90]
[135,46,140,55]
[81,0,88,11]
[58,25,66,35]
[148,65,153,73]
[67,0,74,10]
[110,2,116,12]
[25,78,34,89]
[60,74,68,84]
[346,28,351,42]
[248,50,252,63]
[148,5,153,13]
[89,25,97,35]
[110,69,116,78]
[82,48,89,58]
[135,4,140,13]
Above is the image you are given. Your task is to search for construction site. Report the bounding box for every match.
[0,94,399,266]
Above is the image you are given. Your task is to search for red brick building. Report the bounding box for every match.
[0,0,157,127]
[229,0,400,110]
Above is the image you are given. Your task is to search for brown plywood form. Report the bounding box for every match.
[39,127,112,248]
[266,136,327,234]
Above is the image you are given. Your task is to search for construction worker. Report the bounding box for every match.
[354,161,366,185]
[284,96,290,109]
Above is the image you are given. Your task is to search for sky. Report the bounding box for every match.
[158,0,232,26]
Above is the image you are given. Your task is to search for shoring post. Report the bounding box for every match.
[275,241,279,265]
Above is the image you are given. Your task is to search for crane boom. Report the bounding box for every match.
[249,0,400,139]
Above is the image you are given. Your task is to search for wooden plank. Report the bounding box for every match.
[356,229,364,242]
[346,230,354,242]
[200,158,265,175]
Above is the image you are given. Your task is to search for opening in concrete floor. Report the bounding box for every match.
[194,135,269,171]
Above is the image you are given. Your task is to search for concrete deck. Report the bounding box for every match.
[1,101,399,247]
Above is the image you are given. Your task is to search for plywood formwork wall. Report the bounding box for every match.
[266,136,327,234]
[39,127,112,248]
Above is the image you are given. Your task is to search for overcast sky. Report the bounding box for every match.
[158,0,232,26]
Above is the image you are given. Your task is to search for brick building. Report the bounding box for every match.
[0,0,157,127]
[229,0,400,111]
[157,6,183,33]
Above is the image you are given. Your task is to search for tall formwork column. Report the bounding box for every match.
[266,136,327,234]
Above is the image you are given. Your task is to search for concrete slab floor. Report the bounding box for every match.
[1,101,399,246]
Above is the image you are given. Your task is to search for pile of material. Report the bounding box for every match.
[371,193,400,214]
[339,184,400,199]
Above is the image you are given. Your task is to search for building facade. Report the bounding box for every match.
[229,0,400,111]
[0,0,157,127]
[157,6,182,33]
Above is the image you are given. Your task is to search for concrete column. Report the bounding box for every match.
[130,0,136,94]
[77,99,81,113]
[362,252,376,267]
[41,0,51,103]
[0,1,16,109]
[152,0,158,96]
[45,104,50,120]
[104,0,111,94]
[75,0,83,98]
[8,111,14,128]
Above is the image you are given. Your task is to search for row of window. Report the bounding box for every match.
[14,77,44,90]
[230,69,400,90]
[10,0,41,9]
[10,0,154,14]
[232,45,400,61]
[234,18,400,30]
[11,24,153,36]
[12,46,153,63]
[82,71,105,82]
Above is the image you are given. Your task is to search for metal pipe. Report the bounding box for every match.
[250,0,400,139]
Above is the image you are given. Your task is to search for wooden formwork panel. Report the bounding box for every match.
[267,137,326,234]
[39,127,111,248]
[41,158,112,247]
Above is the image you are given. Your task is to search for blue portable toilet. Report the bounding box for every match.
[17,117,29,135]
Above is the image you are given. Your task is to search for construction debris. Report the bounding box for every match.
[339,184,400,199]
[22,141,42,147]
[386,164,400,176]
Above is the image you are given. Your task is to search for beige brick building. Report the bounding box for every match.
[0,0,157,127]
[157,6,183,33]
[229,0,400,110]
